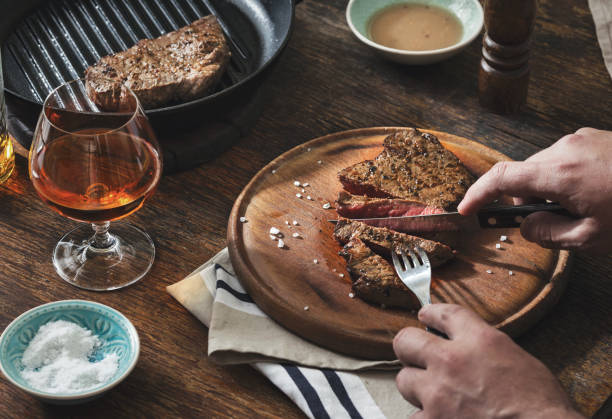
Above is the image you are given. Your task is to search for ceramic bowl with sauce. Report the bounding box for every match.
[346,0,484,65]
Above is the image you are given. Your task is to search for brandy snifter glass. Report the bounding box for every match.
[29,79,162,291]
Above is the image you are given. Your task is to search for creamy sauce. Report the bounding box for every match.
[368,3,463,51]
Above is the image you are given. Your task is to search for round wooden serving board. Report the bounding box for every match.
[227,127,571,360]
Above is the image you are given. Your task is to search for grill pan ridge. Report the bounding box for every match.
[2,0,294,115]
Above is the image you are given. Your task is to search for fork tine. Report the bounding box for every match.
[399,247,413,269]
[391,248,403,272]
[416,247,430,266]
[408,249,420,266]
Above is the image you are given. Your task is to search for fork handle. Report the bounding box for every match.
[426,326,449,339]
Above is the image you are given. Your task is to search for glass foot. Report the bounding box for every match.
[53,222,155,291]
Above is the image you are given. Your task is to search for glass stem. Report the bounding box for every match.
[91,222,116,250]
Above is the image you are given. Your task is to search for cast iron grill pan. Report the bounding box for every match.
[2,0,294,115]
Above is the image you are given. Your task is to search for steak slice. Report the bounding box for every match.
[340,237,420,309]
[338,129,475,210]
[334,219,453,268]
[85,16,230,110]
[335,191,445,218]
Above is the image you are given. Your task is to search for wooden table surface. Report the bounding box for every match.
[1,0,611,417]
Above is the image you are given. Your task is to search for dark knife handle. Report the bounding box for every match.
[477,203,575,228]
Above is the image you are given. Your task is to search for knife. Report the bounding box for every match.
[328,203,574,233]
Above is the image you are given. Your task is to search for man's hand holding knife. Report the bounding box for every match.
[394,128,612,418]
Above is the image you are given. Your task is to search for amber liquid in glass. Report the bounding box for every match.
[0,131,15,184]
[30,128,161,223]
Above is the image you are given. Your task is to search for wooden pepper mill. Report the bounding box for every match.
[478,0,537,114]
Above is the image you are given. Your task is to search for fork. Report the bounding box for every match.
[391,246,448,338]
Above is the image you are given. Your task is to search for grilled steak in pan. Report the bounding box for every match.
[1,0,297,151]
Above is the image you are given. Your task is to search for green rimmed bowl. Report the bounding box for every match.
[346,0,484,65]
[0,300,140,404]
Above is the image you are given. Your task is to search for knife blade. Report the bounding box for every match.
[328,203,574,233]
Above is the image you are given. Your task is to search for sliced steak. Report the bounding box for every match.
[86,16,230,109]
[340,237,420,309]
[334,219,453,268]
[335,191,445,218]
[337,129,475,210]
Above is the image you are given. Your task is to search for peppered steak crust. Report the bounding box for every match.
[333,219,453,268]
[338,129,475,210]
[85,16,230,109]
[340,237,420,309]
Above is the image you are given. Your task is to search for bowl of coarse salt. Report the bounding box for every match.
[0,300,139,404]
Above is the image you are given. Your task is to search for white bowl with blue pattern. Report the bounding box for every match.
[0,300,140,404]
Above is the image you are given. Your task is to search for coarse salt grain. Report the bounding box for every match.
[303,306,309,311]
[270,235,277,241]
[332,268,337,272]
[495,243,501,249]
[296,193,302,198]
[292,232,301,238]
[292,220,299,226]
[307,147,311,152]
[293,180,300,187]
[486,269,493,274]
[239,217,247,223]
[285,220,290,225]
[317,160,322,164]
[269,227,280,235]
[500,235,507,242]
[348,293,355,298]
[322,203,331,209]
[307,196,313,200]
[509,271,514,276]
[302,183,309,187]
[278,239,285,248]
[339,273,344,278]
[313,259,318,264]
[272,169,276,174]
[20,320,118,394]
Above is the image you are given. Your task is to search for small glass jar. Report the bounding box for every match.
[0,50,15,184]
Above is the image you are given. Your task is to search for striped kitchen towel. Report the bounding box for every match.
[590,0,612,79]
[167,248,418,419]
